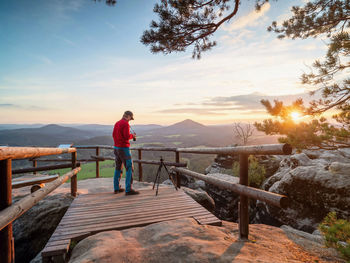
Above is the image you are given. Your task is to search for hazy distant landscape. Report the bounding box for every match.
[2,119,278,179]
[0,119,278,148]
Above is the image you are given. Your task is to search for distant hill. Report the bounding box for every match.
[166,119,205,130]
[0,124,44,130]
[0,124,96,146]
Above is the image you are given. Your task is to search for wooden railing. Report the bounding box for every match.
[31,145,186,183]
[0,147,81,263]
[26,143,292,241]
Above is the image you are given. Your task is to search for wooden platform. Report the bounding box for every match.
[41,187,221,261]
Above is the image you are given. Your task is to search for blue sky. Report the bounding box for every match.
[0,0,327,125]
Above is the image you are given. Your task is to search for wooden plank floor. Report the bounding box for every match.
[41,187,221,260]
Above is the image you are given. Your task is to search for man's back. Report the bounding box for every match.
[113,119,131,147]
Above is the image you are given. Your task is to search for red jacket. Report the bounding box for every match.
[113,118,133,147]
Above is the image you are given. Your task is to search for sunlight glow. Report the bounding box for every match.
[290,111,302,122]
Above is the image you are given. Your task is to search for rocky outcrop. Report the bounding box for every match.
[202,173,239,221]
[182,187,215,212]
[257,150,350,233]
[205,154,282,178]
[68,218,343,263]
[13,193,73,263]
[204,149,350,233]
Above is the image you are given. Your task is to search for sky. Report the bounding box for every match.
[0,0,328,125]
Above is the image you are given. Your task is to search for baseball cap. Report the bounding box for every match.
[124,110,134,120]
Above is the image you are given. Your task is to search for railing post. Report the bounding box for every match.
[71,151,77,197]
[96,147,100,178]
[239,154,249,240]
[175,151,181,188]
[138,150,142,181]
[0,159,14,263]
[32,159,37,175]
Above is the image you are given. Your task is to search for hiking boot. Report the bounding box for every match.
[114,188,125,194]
[125,189,140,196]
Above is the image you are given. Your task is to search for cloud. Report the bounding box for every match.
[157,107,243,116]
[0,103,47,110]
[203,91,321,109]
[224,2,271,31]
[0,104,17,108]
[53,35,77,47]
[160,90,322,117]
[31,55,53,65]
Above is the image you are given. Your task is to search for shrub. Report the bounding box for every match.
[319,212,350,261]
[232,155,266,188]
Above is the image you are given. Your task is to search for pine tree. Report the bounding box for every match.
[255,0,350,150]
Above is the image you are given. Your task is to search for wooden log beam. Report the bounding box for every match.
[0,167,81,232]
[171,167,289,208]
[29,158,95,162]
[133,159,187,167]
[0,159,14,263]
[71,152,77,197]
[138,150,142,182]
[176,143,292,155]
[239,154,249,240]
[175,151,181,188]
[0,147,76,161]
[33,159,37,175]
[95,147,100,178]
[12,163,77,175]
[130,147,178,152]
[90,156,187,167]
[12,175,59,189]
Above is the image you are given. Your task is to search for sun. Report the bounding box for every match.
[290,111,302,121]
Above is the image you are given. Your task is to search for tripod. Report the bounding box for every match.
[153,156,178,196]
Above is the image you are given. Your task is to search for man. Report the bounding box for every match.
[112,111,139,195]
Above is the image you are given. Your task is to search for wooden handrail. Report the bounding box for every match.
[171,167,289,209]
[130,146,178,152]
[29,158,95,162]
[0,147,76,161]
[91,155,187,167]
[12,163,79,175]
[0,167,81,232]
[176,143,292,155]
[72,143,291,155]
[12,175,59,189]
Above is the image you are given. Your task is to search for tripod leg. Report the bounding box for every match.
[156,165,162,196]
[153,164,162,190]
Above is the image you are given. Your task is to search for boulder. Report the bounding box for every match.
[203,173,241,221]
[257,151,350,233]
[182,187,215,212]
[13,193,73,263]
[69,218,342,263]
[256,155,283,178]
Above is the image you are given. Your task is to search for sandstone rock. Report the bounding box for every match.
[204,173,240,221]
[256,155,282,178]
[182,187,215,212]
[280,225,343,262]
[205,162,222,175]
[258,153,350,232]
[69,218,342,263]
[186,179,206,190]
